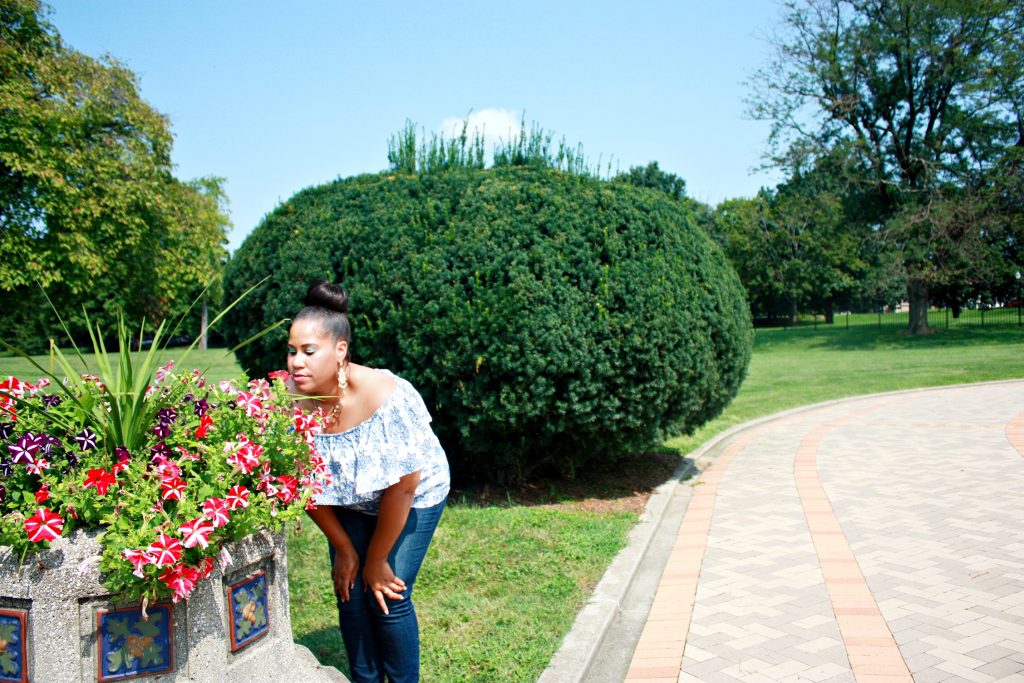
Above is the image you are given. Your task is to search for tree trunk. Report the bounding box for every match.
[906,277,932,334]
[788,297,798,327]
[824,300,834,325]
[199,299,209,350]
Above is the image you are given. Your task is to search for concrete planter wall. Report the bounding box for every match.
[0,529,347,683]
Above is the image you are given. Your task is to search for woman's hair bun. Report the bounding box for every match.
[304,280,349,314]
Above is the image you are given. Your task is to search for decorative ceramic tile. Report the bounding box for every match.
[226,571,269,651]
[96,603,174,681]
[0,608,28,683]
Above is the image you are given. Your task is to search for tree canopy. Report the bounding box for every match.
[0,0,228,349]
[749,0,1024,332]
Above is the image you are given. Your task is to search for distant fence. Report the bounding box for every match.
[769,305,1023,330]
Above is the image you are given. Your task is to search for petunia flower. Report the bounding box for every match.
[158,563,198,602]
[75,428,98,451]
[201,497,230,527]
[267,370,290,382]
[178,517,215,549]
[83,468,117,495]
[155,361,175,384]
[24,507,63,543]
[26,457,50,475]
[122,548,157,578]
[34,483,49,503]
[195,413,214,439]
[0,422,12,440]
[42,395,62,408]
[236,391,263,418]
[147,533,183,566]
[8,432,42,463]
[160,477,186,501]
[225,485,249,510]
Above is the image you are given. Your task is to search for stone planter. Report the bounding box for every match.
[0,529,347,682]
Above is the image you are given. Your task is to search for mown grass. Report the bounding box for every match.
[3,323,1023,680]
[668,323,1024,455]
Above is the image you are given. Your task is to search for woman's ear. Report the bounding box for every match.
[336,339,349,363]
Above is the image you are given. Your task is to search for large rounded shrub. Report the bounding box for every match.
[223,166,752,481]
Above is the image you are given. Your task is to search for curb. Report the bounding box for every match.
[537,378,1024,682]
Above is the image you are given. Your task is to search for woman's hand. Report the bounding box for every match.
[362,559,407,614]
[332,547,360,602]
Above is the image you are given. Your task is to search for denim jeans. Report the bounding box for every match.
[328,500,445,683]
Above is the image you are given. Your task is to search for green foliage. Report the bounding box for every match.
[0,0,229,351]
[222,165,752,481]
[749,0,1024,331]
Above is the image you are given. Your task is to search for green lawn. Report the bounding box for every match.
[3,323,1023,681]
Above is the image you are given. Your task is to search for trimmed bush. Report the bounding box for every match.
[222,166,752,481]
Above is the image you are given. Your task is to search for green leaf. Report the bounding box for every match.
[106,616,132,641]
[106,648,124,673]
[140,641,164,668]
[134,612,162,638]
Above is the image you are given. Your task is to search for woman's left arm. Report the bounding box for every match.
[363,469,421,614]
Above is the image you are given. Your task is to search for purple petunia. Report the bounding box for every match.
[0,422,13,441]
[193,399,209,417]
[156,408,177,425]
[114,446,130,460]
[150,441,172,460]
[0,460,12,477]
[75,428,98,451]
[8,432,43,463]
[151,423,171,439]
[42,395,62,409]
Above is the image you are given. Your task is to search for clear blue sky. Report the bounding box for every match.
[49,1,785,253]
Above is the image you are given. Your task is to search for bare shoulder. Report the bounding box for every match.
[351,364,398,407]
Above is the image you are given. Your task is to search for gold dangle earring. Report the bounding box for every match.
[337,362,348,398]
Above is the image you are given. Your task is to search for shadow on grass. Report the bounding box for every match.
[448,450,690,512]
[756,322,1024,353]
[295,627,349,677]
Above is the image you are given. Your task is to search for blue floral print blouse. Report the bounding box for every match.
[313,370,450,514]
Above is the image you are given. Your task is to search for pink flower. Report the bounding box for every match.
[178,517,215,549]
[83,468,117,495]
[147,533,183,566]
[155,360,175,383]
[202,497,230,527]
[226,440,263,474]
[26,457,50,475]
[267,370,290,382]
[247,378,272,400]
[34,483,50,503]
[236,391,263,418]
[160,477,186,501]
[24,507,63,543]
[225,485,249,510]
[122,548,157,578]
[159,564,199,602]
[175,445,200,461]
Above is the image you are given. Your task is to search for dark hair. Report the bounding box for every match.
[295,280,352,357]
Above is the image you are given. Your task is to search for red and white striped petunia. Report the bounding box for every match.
[147,533,183,566]
[178,517,214,549]
[235,391,263,418]
[225,485,249,510]
[24,507,63,543]
[160,477,186,501]
[122,548,157,578]
[201,497,230,527]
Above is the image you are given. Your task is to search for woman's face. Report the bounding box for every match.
[287,318,347,397]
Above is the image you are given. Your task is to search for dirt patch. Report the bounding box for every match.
[449,451,685,515]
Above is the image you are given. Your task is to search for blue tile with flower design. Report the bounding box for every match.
[0,609,28,683]
[96,603,173,681]
[226,571,269,651]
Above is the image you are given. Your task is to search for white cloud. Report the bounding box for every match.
[438,108,522,152]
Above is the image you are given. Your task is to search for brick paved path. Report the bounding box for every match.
[624,381,1024,683]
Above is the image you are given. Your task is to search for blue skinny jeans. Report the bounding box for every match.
[328,500,445,683]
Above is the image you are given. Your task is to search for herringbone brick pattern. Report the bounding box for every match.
[623,382,1024,683]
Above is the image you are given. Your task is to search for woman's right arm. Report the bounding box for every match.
[306,505,360,602]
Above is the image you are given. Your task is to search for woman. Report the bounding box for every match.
[288,280,449,683]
